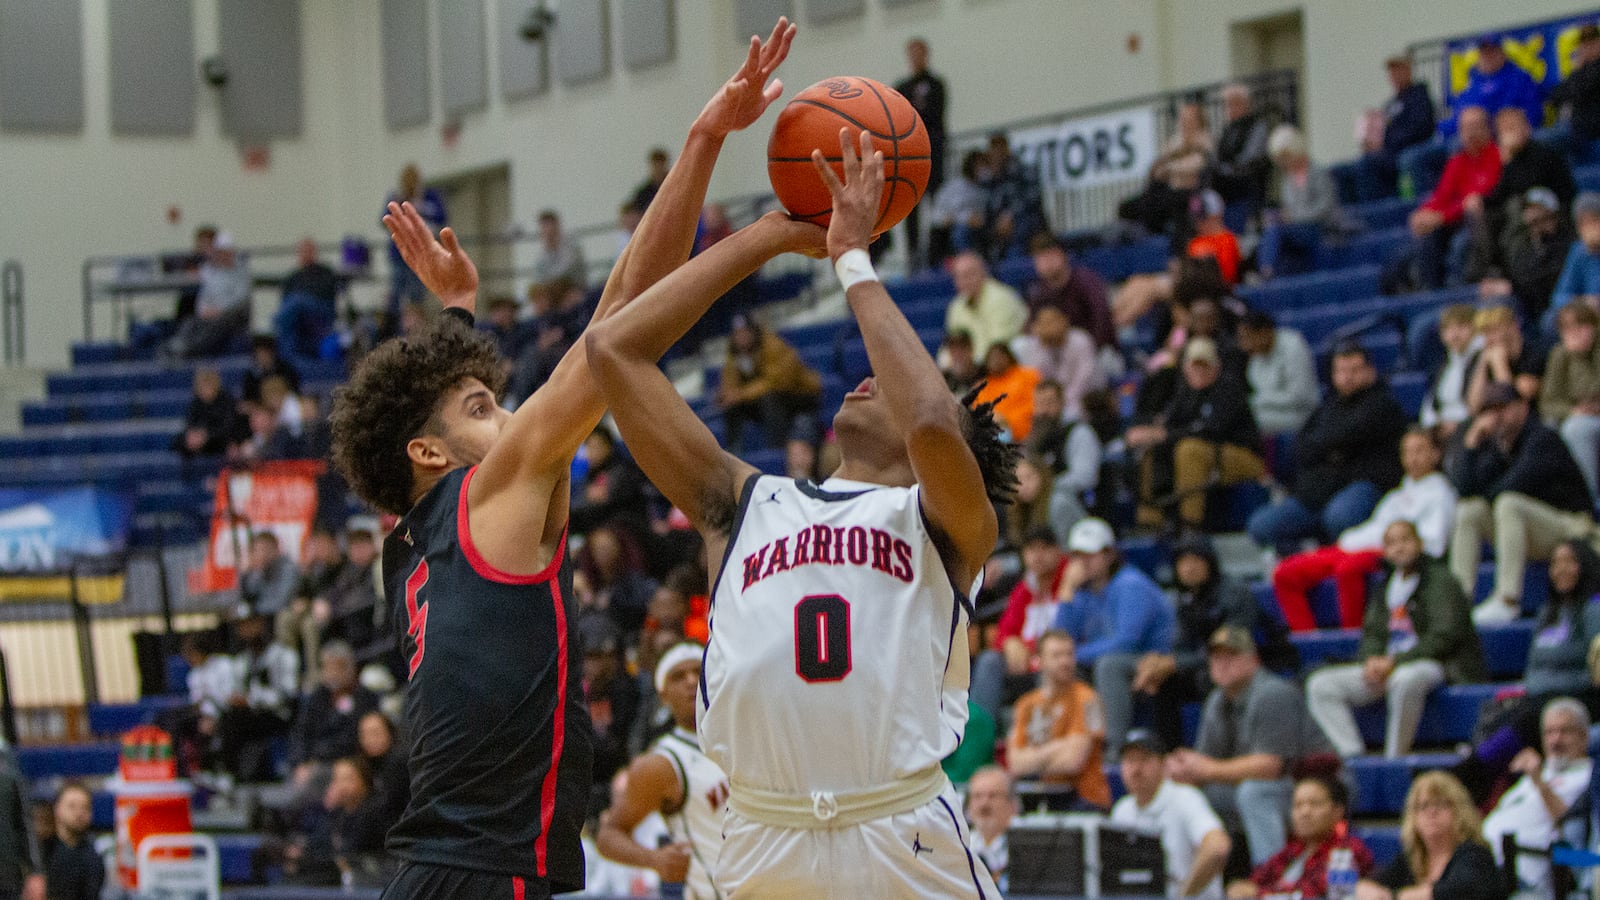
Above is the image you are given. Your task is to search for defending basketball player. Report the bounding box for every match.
[328,19,797,900]
[596,644,729,900]
[586,130,1016,898]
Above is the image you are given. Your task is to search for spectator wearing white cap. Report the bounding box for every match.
[1051,518,1176,761]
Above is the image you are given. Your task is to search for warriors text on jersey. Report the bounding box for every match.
[700,475,974,797]
[651,727,729,900]
[382,466,594,892]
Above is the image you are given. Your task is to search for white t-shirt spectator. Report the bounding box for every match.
[1483,756,1592,894]
[1109,779,1226,900]
[969,827,1009,881]
[186,655,239,719]
[1335,472,1458,556]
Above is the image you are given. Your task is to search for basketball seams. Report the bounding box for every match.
[860,78,900,232]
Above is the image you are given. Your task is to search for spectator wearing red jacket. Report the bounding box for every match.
[1226,776,1374,899]
[1385,106,1502,293]
[971,526,1067,722]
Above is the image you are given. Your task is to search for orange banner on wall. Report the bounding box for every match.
[188,461,323,594]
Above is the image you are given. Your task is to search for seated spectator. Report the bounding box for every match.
[172,367,246,458]
[1355,771,1503,900]
[944,251,1026,358]
[1027,233,1116,351]
[1419,304,1483,436]
[1471,187,1576,328]
[322,527,382,656]
[1133,293,1243,423]
[971,526,1067,722]
[357,711,409,826]
[284,757,391,887]
[1273,428,1457,631]
[533,209,586,295]
[1133,535,1295,758]
[1111,729,1231,900]
[1541,303,1600,498]
[1454,539,1600,803]
[1465,108,1575,269]
[1007,455,1057,549]
[1027,381,1103,536]
[1209,84,1272,216]
[577,526,657,636]
[216,611,299,782]
[242,334,301,406]
[1187,190,1242,285]
[940,329,981,395]
[276,238,341,366]
[1445,383,1596,624]
[580,612,642,792]
[1118,101,1211,241]
[1546,24,1600,159]
[1248,345,1408,553]
[1334,55,1436,203]
[1549,192,1600,328]
[975,343,1040,440]
[277,527,344,685]
[983,131,1044,261]
[1128,337,1264,531]
[1307,520,1485,758]
[166,231,252,359]
[1464,305,1543,413]
[1167,626,1336,866]
[1385,106,1501,293]
[41,782,102,900]
[963,766,1017,881]
[480,295,531,363]
[288,641,381,790]
[1228,775,1374,900]
[571,427,650,536]
[1258,125,1354,279]
[628,147,670,213]
[1012,305,1105,419]
[1237,309,1319,437]
[716,314,822,453]
[927,150,992,265]
[166,630,236,775]
[1005,629,1113,811]
[239,531,299,617]
[1482,698,1594,896]
[1400,37,1540,198]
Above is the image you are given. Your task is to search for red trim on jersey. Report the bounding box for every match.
[535,575,570,876]
[512,876,525,900]
[457,466,568,584]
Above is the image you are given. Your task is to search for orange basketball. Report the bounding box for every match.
[767,76,931,233]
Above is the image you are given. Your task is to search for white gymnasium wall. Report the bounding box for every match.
[5,0,1599,367]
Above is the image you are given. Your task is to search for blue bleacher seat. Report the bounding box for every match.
[1237,265,1382,313]
[1348,753,1461,816]
[1288,622,1532,681]
[16,742,120,779]
[1312,226,1409,270]
[1577,164,1600,193]
[87,696,187,736]
[1118,537,1168,580]
[1354,825,1402,867]
[215,833,266,884]
[1345,198,1415,231]
[1354,683,1505,747]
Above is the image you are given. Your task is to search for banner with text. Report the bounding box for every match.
[191,461,322,593]
[1443,15,1596,108]
[1007,107,1159,191]
[0,486,133,573]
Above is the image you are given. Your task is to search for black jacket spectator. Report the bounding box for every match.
[1483,138,1576,214]
[41,835,102,900]
[1164,372,1261,451]
[1172,536,1296,675]
[569,431,651,535]
[174,386,246,457]
[1372,840,1501,900]
[1550,51,1600,141]
[1293,381,1408,508]
[1384,82,1438,154]
[325,560,381,653]
[1213,107,1271,204]
[282,260,339,306]
[242,341,301,406]
[289,685,381,769]
[1446,416,1594,513]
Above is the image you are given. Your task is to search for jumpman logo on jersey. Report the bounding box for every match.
[911,833,933,858]
[761,489,782,505]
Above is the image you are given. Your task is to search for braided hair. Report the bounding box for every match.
[959,384,1021,506]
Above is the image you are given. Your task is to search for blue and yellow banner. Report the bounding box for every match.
[1444,14,1597,109]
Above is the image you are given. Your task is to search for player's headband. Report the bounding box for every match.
[655,642,705,695]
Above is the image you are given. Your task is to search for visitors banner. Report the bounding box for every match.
[191,461,322,593]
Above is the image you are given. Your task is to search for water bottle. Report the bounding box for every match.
[657,834,684,900]
[1325,846,1357,900]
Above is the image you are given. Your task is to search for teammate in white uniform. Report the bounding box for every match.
[597,644,728,900]
[588,129,1017,898]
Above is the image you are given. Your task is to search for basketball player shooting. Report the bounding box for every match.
[586,128,1018,898]
[328,19,797,900]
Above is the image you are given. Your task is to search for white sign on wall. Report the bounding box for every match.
[1007,107,1158,190]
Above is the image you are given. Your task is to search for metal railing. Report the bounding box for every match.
[1,261,21,365]
[945,68,1301,235]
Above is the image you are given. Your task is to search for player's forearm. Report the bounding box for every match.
[595,820,662,872]
[846,281,963,437]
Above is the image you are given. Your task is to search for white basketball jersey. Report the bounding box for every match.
[652,727,730,900]
[700,475,975,797]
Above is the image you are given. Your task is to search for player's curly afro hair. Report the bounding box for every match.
[959,384,1021,506]
[329,316,505,515]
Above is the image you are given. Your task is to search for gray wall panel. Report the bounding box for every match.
[438,0,487,116]
[553,0,608,87]
[218,0,302,139]
[0,0,84,132]
[735,0,793,43]
[497,0,549,101]
[382,0,432,129]
[109,0,196,136]
[620,0,673,71]
[805,0,864,25]
[880,0,930,7]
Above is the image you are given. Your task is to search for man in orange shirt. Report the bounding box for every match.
[1187,189,1242,285]
[1005,629,1112,811]
[975,343,1040,440]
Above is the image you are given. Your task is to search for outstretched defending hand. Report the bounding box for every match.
[383,200,479,312]
[693,17,797,139]
[810,128,884,262]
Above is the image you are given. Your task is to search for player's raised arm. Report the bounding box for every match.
[586,214,824,536]
[811,129,1003,582]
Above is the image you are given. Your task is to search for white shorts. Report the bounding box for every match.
[715,784,999,899]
